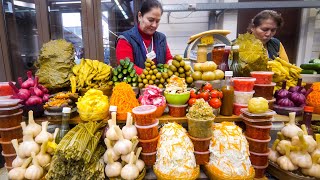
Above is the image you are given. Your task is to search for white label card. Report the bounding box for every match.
[146,50,156,60]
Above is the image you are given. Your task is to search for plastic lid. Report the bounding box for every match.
[135,119,159,129]
[232,77,256,82]
[234,90,255,94]
[132,105,157,115]
[240,108,276,117]
[250,149,270,156]
[250,71,274,75]
[141,151,157,155]
[194,150,210,154]
[225,46,231,50]
[233,103,248,107]
[254,82,276,86]
[109,105,117,112]
[62,107,71,113]
[213,44,226,48]
[240,114,273,123]
[304,106,314,113]
[0,99,21,107]
[225,71,233,77]
[245,135,271,143]
[232,45,239,50]
[167,103,188,107]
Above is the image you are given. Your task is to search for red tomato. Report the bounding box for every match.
[210,90,220,98]
[190,89,198,99]
[218,91,223,99]
[203,83,213,92]
[199,91,210,101]
[188,98,197,106]
[209,98,222,109]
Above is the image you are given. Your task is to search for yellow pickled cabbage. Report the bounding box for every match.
[77,89,109,121]
[248,97,269,114]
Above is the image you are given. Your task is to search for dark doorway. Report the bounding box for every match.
[237,0,301,64]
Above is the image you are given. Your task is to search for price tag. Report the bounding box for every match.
[200,35,214,45]
[189,50,197,61]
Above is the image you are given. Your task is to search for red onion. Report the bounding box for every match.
[289,92,306,107]
[38,84,49,94]
[275,81,289,99]
[21,71,35,89]
[9,81,30,100]
[277,98,295,107]
[18,77,23,88]
[42,94,50,102]
[25,95,43,106]
[33,76,43,97]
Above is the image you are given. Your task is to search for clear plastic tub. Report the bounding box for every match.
[132,105,157,126]
[253,164,268,178]
[232,77,256,92]
[245,135,270,153]
[273,105,303,116]
[250,71,274,84]
[249,150,270,166]
[245,122,272,140]
[234,91,254,104]
[0,104,22,115]
[253,82,276,100]
[135,120,159,140]
[168,104,188,117]
[187,114,214,138]
[240,114,272,126]
[0,82,15,97]
[268,98,276,110]
[241,108,275,119]
[141,151,156,166]
[0,99,20,108]
[138,135,159,153]
[188,134,211,152]
[233,103,248,116]
[194,151,210,165]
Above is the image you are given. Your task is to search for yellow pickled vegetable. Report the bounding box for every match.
[248,97,269,114]
[77,89,109,121]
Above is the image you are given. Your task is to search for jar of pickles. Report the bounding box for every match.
[197,44,207,63]
[211,44,225,65]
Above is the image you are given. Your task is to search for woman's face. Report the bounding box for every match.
[138,7,162,35]
[251,18,278,45]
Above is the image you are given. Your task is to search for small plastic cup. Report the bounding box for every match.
[141,151,157,166]
[194,150,210,165]
[132,105,157,126]
[138,135,159,153]
[232,77,256,92]
[250,71,274,84]
[168,104,188,117]
[234,91,255,104]
[249,150,270,166]
[233,103,248,116]
[187,114,214,138]
[245,135,270,153]
[253,83,276,100]
[135,120,159,140]
[245,122,272,140]
[188,134,212,152]
[253,164,268,178]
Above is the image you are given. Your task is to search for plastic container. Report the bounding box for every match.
[249,150,270,166]
[154,104,166,118]
[232,77,256,92]
[194,151,210,165]
[194,80,222,90]
[188,134,212,152]
[0,125,23,142]
[139,135,159,153]
[273,105,303,116]
[253,83,276,100]
[2,151,16,167]
[268,98,276,110]
[78,109,108,121]
[253,164,268,178]
[0,104,22,115]
[187,115,214,138]
[0,109,23,128]
[164,92,190,105]
[245,135,270,153]
[132,105,157,126]
[0,99,20,108]
[5,163,13,171]
[234,91,255,104]
[0,82,15,96]
[141,151,156,166]
[240,114,272,126]
[233,103,248,116]
[241,108,275,119]
[135,120,159,140]
[250,71,274,84]
[0,138,22,154]
[168,104,188,117]
[245,122,272,140]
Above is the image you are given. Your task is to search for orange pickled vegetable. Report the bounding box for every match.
[110,82,139,114]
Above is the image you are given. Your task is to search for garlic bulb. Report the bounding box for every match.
[103,138,120,163]
[122,112,137,140]
[277,145,298,171]
[135,147,145,172]
[19,133,40,158]
[276,139,292,155]
[113,126,133,155]
[12,139,26,168]
[24,110,41,137]
[312,134,320,164]
[25,152,44,180]
[281,112,302,138]
[106,112,119,141]
[121,136,138,163]
[269,139,280,162]
[121,152,139,180]
[36,141,51,167]
[105,151,122,178]
[47,128,59,155]
[8,157,32,180]
[35,121,53,144]
[301,154,320,178]
[291,125,317,153]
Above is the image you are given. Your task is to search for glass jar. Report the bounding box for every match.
[218,46,231,71]
[197,44,207,63]
[230,45,241,77]
[211,44,225,65]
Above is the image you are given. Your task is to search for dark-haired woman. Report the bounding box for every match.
[248,10,289,61]
[116,0,172,75]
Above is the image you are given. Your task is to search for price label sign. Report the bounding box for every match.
[189,50,197,61]
[200,35,214,45]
